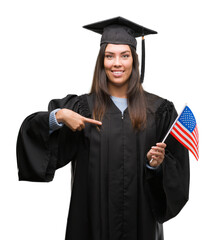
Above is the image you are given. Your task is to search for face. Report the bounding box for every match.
[104,44,133,89]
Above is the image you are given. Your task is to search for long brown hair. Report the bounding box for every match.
[90,44,147,130]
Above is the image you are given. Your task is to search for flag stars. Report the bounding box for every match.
[178,106,196,132]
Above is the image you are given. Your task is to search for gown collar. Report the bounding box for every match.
[107,96,128,114]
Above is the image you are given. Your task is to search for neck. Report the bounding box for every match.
[108,83,128,98]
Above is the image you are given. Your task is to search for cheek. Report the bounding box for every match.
[104,61,112,77]
[104,60,111,71]
[126,61,133,76]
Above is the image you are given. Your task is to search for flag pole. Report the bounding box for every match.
[162,103,187,143]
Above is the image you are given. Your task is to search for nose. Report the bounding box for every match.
[113,56,122,67]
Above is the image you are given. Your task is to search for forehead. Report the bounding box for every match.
[105,44,131,53]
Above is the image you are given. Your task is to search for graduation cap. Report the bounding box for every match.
[83,16,157,83]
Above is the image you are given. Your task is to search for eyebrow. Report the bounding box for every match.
[105,50,131,54]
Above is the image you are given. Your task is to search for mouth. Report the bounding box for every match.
[111,70,124,77]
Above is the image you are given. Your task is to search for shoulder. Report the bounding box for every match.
[144,91,174,115]
[48,93,92,117]
[48,94,79,110]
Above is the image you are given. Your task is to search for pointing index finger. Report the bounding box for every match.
[83,117,102,126]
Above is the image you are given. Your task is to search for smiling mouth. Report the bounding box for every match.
[111,70,124,77]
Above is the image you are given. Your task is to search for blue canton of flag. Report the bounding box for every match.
[178,107,196,132]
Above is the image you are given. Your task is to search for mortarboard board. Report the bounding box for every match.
[83,16,157,83]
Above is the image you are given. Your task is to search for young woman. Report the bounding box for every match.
[17,17,190,240]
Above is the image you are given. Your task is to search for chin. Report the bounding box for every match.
[108,79,128,87]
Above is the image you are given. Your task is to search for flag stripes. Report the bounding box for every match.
[171,122,199,160]
[177,121,198,148]
[193,126,199,144]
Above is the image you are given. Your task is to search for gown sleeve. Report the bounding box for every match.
[16,94,82,182]
[146,100,190,223]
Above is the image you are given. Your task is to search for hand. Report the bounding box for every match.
[146,142,166,167]
[56,108,102,131]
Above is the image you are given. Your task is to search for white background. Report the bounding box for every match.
[0,0,214,239]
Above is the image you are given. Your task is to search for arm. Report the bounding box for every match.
[55,108,102,131]
[49,108,102,133]
[17,95,79,182]
[146,100,190,223]
[49,108,64,134]
[17,95,102,182]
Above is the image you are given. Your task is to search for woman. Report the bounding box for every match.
[17,17,190,240]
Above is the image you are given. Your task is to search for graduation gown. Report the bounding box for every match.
[17,91,190,240]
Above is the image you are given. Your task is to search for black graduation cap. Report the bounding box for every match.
[83,16,157,83]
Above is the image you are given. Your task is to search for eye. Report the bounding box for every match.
[122,54,130,59]
[105,55,113,59]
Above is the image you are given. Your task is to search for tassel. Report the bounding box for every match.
[140,37,145,83]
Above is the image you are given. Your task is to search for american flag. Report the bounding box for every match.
[170,105,199,160]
